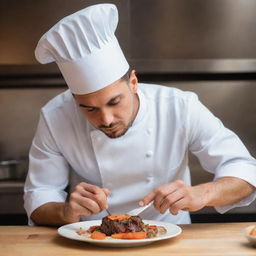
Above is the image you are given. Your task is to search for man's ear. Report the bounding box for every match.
[129,70,138,93]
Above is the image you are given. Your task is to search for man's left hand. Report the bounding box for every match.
[140,180,208,215]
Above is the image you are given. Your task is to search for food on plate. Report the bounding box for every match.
[111,232,147,239]
[90,231,107,240]
[76,214,167,240]
[101,215,144,235]
[249,226,256,236]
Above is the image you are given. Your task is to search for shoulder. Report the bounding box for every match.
[138,83,198,107]
[41,89,76,116]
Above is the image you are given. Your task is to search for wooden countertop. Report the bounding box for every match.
[0,222,255,256]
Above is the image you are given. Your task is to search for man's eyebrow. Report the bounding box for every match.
[79,103,96,109]
[79,94,122,108]
[107,94,121,104]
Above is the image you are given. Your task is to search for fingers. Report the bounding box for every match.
[139,190,155,206]
[153,183,178,210]
[141,180,204,216]
[78,182,109,210]
[169,198,188,215]
[68,182,110,217]
[158,189,185,214]
[69,192,95,216]
[141,182,180,209]
[102,188,110,197]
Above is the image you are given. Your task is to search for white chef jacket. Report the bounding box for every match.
[24,83,256,225]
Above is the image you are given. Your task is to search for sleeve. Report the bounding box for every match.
[185,93,256,213]
[23,111,70,225]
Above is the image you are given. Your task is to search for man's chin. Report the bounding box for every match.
[103,127,128,139]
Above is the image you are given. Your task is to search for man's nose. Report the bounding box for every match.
[100,109,114,127]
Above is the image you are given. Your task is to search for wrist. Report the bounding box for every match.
[194,182,214,207]
[61,202,80,224]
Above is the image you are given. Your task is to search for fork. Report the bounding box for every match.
[126,201,154,216]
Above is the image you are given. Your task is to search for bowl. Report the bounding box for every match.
[244,225,256,247]
[0,159,28,181]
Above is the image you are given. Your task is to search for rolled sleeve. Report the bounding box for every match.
[24,112,70,225]
[214,162,256,213]
[24,190,68,224]
[186,93,256,212]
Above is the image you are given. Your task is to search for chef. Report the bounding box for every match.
[24,3,256,226]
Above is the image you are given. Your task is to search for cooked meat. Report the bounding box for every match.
[100,215,144,236]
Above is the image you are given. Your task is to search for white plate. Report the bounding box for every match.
[58,219,182,247]
[243,225,256,247]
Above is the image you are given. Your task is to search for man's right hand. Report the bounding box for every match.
[63,182,110,223]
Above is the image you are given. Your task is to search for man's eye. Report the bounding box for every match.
[87,108,96,112]
[109,100,120,106]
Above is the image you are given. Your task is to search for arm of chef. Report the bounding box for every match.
[186,93,256,213]
[23,112,69,225]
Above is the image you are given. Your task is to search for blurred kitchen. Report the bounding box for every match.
[0,0,255,225]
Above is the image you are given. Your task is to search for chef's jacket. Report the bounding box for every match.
[24,83,256,225]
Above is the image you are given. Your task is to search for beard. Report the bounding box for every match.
[96,92,139,139]
[99,120,131,138]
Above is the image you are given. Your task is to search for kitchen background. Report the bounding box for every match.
[0,0,255,224]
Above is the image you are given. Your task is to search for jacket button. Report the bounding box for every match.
[146,128,152,135]
[146,151,153,157]
[146,176,153,182]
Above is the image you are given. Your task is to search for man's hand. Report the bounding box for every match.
[139,180,207,215]
[139,177,255,216]
[63,182,110,223]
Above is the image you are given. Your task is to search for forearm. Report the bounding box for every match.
[30,183,110,226]
[30,202,79,226]
[141,177,255,215]
[196,177,255,207]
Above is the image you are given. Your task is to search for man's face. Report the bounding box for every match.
[74,71,139,138]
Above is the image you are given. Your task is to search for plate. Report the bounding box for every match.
[243,225,256,247]
[58,219,182,247]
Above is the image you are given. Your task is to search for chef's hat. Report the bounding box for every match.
[35,4,129,94]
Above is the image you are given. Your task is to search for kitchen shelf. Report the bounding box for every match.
[0,181,25,194]
[0,181,26,214]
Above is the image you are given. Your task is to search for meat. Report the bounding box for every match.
[100,215,144,236]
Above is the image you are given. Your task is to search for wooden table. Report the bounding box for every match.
[0,222,255,256]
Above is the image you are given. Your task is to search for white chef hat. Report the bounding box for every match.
[35,3,129,95]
